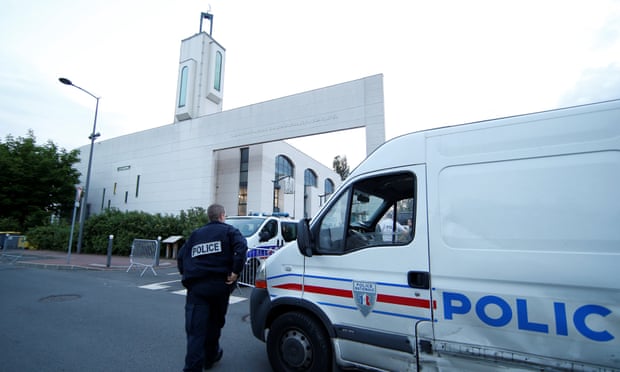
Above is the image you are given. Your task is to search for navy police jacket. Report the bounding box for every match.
[177,221,248,287]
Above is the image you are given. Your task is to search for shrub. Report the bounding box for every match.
[80,207,208,256]
[22,207,209,256]
[27,223,74,251]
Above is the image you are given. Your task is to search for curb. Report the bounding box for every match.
[15,261,122,271]
[13,260,174,271]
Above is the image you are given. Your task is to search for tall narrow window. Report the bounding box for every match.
[238,148,249,216]
[113,182,117,195]
[214,51,222,91]
[124,191,128,204]
[178,66,188,107]
[101,188,106,210]
[135,175,141,198]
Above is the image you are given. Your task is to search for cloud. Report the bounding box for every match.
[558,64,620,106]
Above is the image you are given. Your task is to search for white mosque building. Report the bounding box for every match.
[74,14,386,220]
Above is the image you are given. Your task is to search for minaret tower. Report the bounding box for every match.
[174,12,225,121]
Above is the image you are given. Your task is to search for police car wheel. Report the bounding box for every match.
[267,311,331,372]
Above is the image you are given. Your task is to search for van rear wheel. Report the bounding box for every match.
[267,311,331,372]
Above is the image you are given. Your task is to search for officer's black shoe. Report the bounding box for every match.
[203,348,223,370]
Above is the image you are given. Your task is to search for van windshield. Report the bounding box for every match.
[225,217,267,237]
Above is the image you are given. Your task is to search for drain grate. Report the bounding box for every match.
[39,294,82,303]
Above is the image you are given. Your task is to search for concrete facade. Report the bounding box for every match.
[214,141,337,218]
[73,31,385,219]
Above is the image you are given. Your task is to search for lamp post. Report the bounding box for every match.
[59,77,100,254]
[66,186,81,263]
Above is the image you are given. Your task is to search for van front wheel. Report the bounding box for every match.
[267,311,332,372]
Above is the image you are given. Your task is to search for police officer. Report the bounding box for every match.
[178,204,248,371]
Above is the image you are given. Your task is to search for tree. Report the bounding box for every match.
[0,131,81,230]
[332,155,350,181]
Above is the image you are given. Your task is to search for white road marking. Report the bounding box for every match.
[139,279,181,290]
[146,283,247,304]
[229,295,246,304]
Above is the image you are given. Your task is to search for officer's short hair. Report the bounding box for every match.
[208,204,225,222]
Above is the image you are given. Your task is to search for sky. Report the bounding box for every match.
[2,0,620,169]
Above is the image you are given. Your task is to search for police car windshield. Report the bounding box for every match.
[225,217,267,237]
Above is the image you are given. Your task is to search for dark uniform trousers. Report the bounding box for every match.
[183,276,231,372]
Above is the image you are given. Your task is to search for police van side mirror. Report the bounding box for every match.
[296,218,313,257]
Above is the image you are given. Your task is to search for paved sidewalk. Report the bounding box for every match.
[6,249,176,271]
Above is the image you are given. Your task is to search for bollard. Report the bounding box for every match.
[106,235,114,268]
[155,236,162,266]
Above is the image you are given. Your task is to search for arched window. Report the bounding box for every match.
[273,155,294,213]
[304,169,318,187]
[320,178,335,206]
[325,178,335,195]
[275,155,294,179]
[214,51,223,92]
[178,66,188,108]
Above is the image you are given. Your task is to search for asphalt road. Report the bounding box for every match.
[0,263,272,372]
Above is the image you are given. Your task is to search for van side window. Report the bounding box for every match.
[260,220,278,241]
[316,172,415,254]
[317,189,350,253]
[281,222,297,242]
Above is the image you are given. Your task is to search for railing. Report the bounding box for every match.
[126,239,160,276]
[0,235,26,263]
[237,247,278,287]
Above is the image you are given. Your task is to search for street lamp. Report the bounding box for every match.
[59,77,100,254]
[66,186,81,263]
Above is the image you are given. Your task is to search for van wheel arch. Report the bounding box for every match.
[266,298,336,339]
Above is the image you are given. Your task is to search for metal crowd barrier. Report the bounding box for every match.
[0,235,26,263]
[126,239,160,276]
[238,247,278,287]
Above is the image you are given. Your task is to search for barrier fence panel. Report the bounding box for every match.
[0,235,25,263]
[238,247,278,287]
[126,239,159,276]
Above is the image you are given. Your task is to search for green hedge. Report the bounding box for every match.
[26,223,73,251]
[26,207,209,256]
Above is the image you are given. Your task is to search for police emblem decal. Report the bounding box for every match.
[352,281,377,317]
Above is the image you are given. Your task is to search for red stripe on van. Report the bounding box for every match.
[303,284,353,298]
[273,283,435,309]
[377,294,432,309]
[273,283,303,291]
[273,283,352,298]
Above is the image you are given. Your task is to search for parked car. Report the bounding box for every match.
[225,215,297,285]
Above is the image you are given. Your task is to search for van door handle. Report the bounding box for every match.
[407,271,430,289]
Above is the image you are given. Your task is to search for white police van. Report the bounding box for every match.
[250,100,620,371]
[225,215,297,285]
